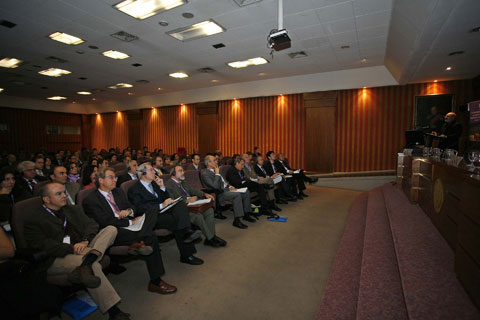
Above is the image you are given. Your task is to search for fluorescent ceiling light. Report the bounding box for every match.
[114,0,187,20]
[47,96,67,100]
[38,68,71,77]
[102,50,130,60]
[77,91,92,95]
[227,57,268,68]
[169,72,189,78]
[168,20,225,41]
[108,83,134,89]
[0,57,22,68]
[49,32,84,45]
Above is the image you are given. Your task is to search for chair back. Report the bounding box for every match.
[159,174,171,183]
[163,165,175,174]
[184,170,203,190]
[219,165,231,179]
[11,197,43,249]
[33,180,51,196]
[112,163,127,176]
[120,179,137,196]
[76,187,96,207]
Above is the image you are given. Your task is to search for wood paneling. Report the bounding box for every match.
[305,107,335,172]
[218,94,305,169]
[91,112,129,151]
[198,113,217,154]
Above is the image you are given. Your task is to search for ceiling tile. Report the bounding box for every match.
[316,1,354,24]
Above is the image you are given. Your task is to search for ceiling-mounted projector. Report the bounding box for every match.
[268,29,291,51]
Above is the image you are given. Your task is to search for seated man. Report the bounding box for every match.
[265,151,304,199]
[83,168,177,295]
[116,159,138,188]
[242,153,283,211]
[201,155,254,229]
[24,182,130,319]
[48,165,81,205]
[33,155,48,180]
[226,158,275,218]
[165,165,226,248]
[257,155,296,202]
[17,161,43,194]
[128,163,204,265]
[186,153,203,173]
[153,156,168,175]
[277,153,318,185]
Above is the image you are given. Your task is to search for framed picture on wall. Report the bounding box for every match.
[414,94,455,129]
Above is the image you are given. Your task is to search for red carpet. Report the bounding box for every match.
[317,183,480,320]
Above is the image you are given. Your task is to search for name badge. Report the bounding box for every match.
[63,236,71,244]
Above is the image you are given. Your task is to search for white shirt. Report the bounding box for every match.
[98,189,134,225]
[128,172,137,180]
[140,180,167,209]
[209,168,228,188]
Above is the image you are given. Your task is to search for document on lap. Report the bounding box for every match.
[231,187,248,193]
[122,214,145,231]
[273,176,282,184]
[160,197,182,213]
[187,198,212,206]
[293,169,301,174]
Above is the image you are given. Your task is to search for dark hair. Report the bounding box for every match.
[95,167,115,188]
[191,153,200,159]
[82,165,97,186]
[0,167,15,182]
[266,151,275,159]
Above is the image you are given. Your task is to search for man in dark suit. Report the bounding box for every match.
[127,163,203,265]
[116,159,138,188]
[17,161,43,195]
[186,153,203,172]
[265,151,303,200]
[49,165,81,205]
[272,152,308,198]
[82,167,177,295]
[434,112,463,150]
[226,158,274,218]
[153,156,168,175]
[254,155,296,203]
[277,153,318,185]
[24,182,131,319]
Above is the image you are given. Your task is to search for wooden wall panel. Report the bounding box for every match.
[198,113,217,154]
[335,80,472,172]
[217,94,305,169]
[91,112,129,151]
[0,107,82,153]
[305,107,335,172]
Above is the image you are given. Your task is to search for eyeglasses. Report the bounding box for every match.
[105,175,117,180]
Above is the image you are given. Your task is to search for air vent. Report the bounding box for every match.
[88,45,98,49]
[132,63,142,67]
[288,51,308,59]
[182,13,194,18]
[341,45,350,49]
[0,20,16,28]
[111,31,139,42]
[46,56,68,63]
[448,51,465,56]
[233,0,262,7]
[136,79,150,84]
[213,43,225,49]
[469,26,480,33]
[198,67,215,73]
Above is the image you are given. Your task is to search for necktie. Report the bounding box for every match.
[28,179,36,190]
[239,170,244,180]
[106,192,121,214]
[261,166,267,175]
[148,183,158,197]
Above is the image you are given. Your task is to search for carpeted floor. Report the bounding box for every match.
[67,186,361,320]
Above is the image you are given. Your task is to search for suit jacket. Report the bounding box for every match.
[82,188,133,229]
[186,163,202,172]
[65,182,81,205]
[201,168,228,192]
[264,161,281,177]
[274,160,290,175]
[24,205,99,272]
[254,164,269,178]
[243,163,259,180]
[226,166,247,189]
[17,177,39,195]
[165,178,204,202]
[127,180,169,215]
[0,184,31,222]
[116,172,137,188]
[439,121,463,150]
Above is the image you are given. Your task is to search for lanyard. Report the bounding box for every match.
[42,204,67,229]
[173,179,190,196]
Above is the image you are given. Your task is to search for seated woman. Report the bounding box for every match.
[0,167,31,223]
[67,162,80,183]
[43,156,54,177]
[82,165,98,190]
[109,154,119,166]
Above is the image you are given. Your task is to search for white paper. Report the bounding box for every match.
[273,176,282,184]
[159,197,182,213]
[63,236,71,244]
[293,169,301,174]
[231,187,248,193]
[284,175,293,178]
[122,214,145,232]
[187,198,212,206]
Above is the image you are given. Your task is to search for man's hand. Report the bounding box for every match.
[204,193,214,199]
[73,241,91,255]
[439,134,447,138]
[162,198,175,207]
[186,196,198,204]
[272,173,282,178]
[431,131,438,136]
[214,167,220,175]
[0,186,13,195]
[131,216,141,225]
[229,186,237,191]
[154,176,164,188]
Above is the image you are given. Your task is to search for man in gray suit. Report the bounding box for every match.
[201,155,254,229]
[166,165,226,248]
[50,165,81,205]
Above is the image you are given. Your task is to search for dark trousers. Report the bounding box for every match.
[156,202,196,259]
[276,179,294,198]
[113,209,166,280]
[246,181,270,209]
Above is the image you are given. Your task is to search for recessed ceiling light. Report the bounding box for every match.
[211,79,219,83]
[446,66,452,71]
[227,57,268,68]
[77,91,92,95]
[128,92,134,95]
[0,57,22,68]
[258,72,266,76]
[158,87,163,90]
[169,72,189,78]
[47,96,67,100]
[38,68,71,77]
[0,88,4,93]
[48,32,85,45]
[108,83,134,89]
[102,50,130,60]
[182,12,194,18]
[434,80,438,83]
[168,20,225,41]
[159,21,169,26]
[114,0,187,20]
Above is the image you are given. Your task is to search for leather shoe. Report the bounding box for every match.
[180,255,204,265]
[128,241,153,256]
[297,194,304,200]
[276,199,288,204]
[300,192,308,197]
[287,196,297,202]
[148,280,177,294]
[204,238,222,248]
[214,212,227,219]
[68,265,101,288]
[242,215,256,223]
[214,235,227,246]
[271,204,282,211]
[233,219,248,229]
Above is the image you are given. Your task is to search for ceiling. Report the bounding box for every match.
[0,0,478,112]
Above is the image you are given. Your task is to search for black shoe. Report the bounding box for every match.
[214,212,227,219]
[287,196,297,202]
[271,204,282,211]
[204,238,222,248]
[214,236,227,246]
[297,195,304,200]
[276,199,288,204]
[233,218,248,229]
[299,192,308,197]
[180,255,204,265]
[243,215,256,223]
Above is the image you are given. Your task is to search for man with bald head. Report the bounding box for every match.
[433,112,463,150]
[24,182,130,319]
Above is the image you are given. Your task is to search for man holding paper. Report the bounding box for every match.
[166,165,227,248]
[128,163,204,265]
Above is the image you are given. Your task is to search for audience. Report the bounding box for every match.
[82,165,99,190]
[33,155,48,180]
[67,162,80,183]
[153,156,168,175]
[0,167,31,222]
[46,165,81,205]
